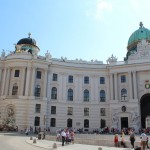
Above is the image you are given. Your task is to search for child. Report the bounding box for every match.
[114,134,119,147]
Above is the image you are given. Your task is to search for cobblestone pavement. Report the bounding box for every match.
[0,132,132,150]
[0,133,46,150]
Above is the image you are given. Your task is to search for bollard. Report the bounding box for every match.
[33,139,36,143]
[98,147,102,150]
[53,143,57,149]
[30,136,33,140]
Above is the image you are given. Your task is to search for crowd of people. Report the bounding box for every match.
[113,128,149,150]
[56,128,75,146]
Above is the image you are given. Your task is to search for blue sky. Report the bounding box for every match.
[1,0,150,63]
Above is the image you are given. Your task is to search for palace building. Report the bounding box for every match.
[0,22,150,132]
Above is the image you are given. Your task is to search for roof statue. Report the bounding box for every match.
[139,22,143,28]
[107,54,117,64]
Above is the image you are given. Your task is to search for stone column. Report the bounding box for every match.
[43,69,48,97]
[114,73,118,100]
[133,71,137,99]
[25,66,31,96]
[5,67,11,95]
[20,67,26,96]
[1,68,7,95]
[128,71,133,99]
[30,67,36,96]
[110,73,114,100]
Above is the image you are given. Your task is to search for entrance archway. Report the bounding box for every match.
[140,93,150,128]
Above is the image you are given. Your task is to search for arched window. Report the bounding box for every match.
[12,83,18,95]
[84,89,89,102]
[121,88,127,100]
[68,88,73,101]
[50,118,56,127]
[51,87,57,99]
[34,85,41,97]
[84,119,89,128]
[34,116,40,126]
[100,90,106,102]
[67,118,72,127]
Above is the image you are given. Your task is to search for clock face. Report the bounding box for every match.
[122,106,126,112]
[145,84,150,89]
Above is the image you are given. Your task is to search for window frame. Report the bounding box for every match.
[100,77,105,84]
[35,104,41,113]
[36,71,41,79]
[51,106,56,114]
[53,73,58,81]
[84,76,89,84]
[14,70,20,77]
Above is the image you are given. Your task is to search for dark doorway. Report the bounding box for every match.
[67,118,72,127]
[140,94,150,128]
[101,119,106,128]
[121,117,128,129]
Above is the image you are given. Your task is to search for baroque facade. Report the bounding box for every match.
[0,23,150,132]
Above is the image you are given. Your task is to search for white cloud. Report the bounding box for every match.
[95,0,112,19]
[86,0,112,20]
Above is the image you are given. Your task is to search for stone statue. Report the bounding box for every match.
[45,50,52,60]
[1,49,5,58]
[112,112,119,128]
[7,107,14,117]
[131,112,139,123]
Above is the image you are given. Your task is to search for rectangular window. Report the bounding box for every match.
[84,76,89,84]
[53,73,58,81]
[68,75,73,83]
[67,107,73,115]
[84,107,89,116]
[100,108,106,116]
[36,71,41,79]
[100,77,105,84]
[14,70,20,77]
[121,75,126,83]
[51,106,56,114]
[51,118,56,127]
[35,104,41,113]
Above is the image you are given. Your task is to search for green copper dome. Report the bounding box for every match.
[125,22,150,61]
[127,22,150,51]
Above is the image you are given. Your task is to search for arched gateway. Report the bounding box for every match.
[140,93,150,128]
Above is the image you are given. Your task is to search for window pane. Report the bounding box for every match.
[84,76,89,84]
[35,104,41,113]
[84,90,89,101]
[84,108,89,116]
[53,74,57,81]
[121,75,126,83]
[34,85,41,97]
[67,107,73,115]
[68,75,73,83]
[12,83,18,95]
[51,106,56,114]
[14,70,20,77]
[100,108,105,116]
[51,87,57,99]
[84,119,89,128]
[51,118,56,127]
[68,89,73,101]
[100,90,106,102]
[36,71,41,79]
[100,77,105,84]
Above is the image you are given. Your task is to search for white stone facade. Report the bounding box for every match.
[1,33,150,133]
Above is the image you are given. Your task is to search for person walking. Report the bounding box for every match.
[140,130,147,150]
[61,129,66,146]
[114,134,119,147]
[130,129,135,149]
